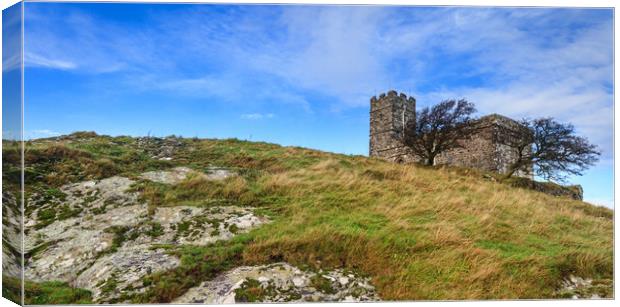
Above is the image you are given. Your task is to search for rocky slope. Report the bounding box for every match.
[2,191,22,279]
[22,167,276,303]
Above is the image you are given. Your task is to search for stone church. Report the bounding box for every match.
[369,90,530,177]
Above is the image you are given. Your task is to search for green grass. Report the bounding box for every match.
[2,276,92,305]
[8,133,614,302]
[309,275,337,294]
[234,278,276,302]
[102,226,131,255]
[147,222,164,238]
[131,235,251,303]
[44,188,67,201]
[100,273,119,297]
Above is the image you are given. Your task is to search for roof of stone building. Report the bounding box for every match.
[476,113,524,129]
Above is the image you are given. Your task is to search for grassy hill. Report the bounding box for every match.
[2,133,613,303]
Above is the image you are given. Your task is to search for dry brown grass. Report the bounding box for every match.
[137,173,258,212]
[240,156,612,300]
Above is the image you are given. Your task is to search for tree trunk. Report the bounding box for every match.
[502,163,520,180]
[427,155,435,166]
[503,154,527,180]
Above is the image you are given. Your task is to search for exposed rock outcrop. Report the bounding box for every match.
[173,262,379,304]
[505,177,584,200]
[23,167,266,303]
[135,136,185,161]
[140,166,234,185]
[2,191,22,278]
[557,275,612,299]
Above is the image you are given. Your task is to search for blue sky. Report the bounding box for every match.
[16,3,614,208]
[2,2,21,141]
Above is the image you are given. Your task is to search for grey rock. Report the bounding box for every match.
[24,170,268,303]
[173,262,380,303]
[557,274,610,299]
[75,246,180,302]
[2,191,22,278]
[140,167,196,185]
[140,166,234,185]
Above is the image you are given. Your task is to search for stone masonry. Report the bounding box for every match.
[369,91,531,177]
[369,90,416,163]
[436,114,532,177]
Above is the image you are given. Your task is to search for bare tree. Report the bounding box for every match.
[499,117,600,181]
[403,99,478,166]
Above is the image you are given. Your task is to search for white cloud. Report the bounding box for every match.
[25,52,77,70]
[2,130,20,141]
[25,5,390,107]
[2,6,22,73]
[584,198,614,209]
[127,73,311,111]
[3,54,21,72]
[240,113,275,120]
[147,75,241,99]
[250,7,391,107]
[24,7,149,74]
[25,129,61,140]
[389,8,613,159]
[418,84,613,160]
[24,5,612,159]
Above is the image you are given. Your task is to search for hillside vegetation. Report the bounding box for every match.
[2,132,613,303]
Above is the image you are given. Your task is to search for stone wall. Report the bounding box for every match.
[435,121,497,172]
[436,114,532,177]
[506,177,584,200]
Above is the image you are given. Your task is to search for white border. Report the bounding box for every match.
[0,1,617,307]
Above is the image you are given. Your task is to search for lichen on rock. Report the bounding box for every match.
[140,166,234,185]
[150,206,267,246]
[140,167,197,185]
[23,167,267,303]
[173,262,379,304]
[556,275,612,299]
[75,246,180,302]
[2,191,22,278]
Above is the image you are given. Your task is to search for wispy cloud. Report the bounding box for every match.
[24,6,146,74]
[24,5,612,160]
[2,4,22,72]
[402,9,613,158]
[3,54,21,72]
[25,52,77,70]
[585,198,614,209]
[2,130,20,141]
[25,129,61,140]
[241,113,275,120]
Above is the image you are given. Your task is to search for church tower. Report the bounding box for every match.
[369,90,416,163]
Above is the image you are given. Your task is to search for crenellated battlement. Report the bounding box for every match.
[370,90,415,103]
[370,90,416,112]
